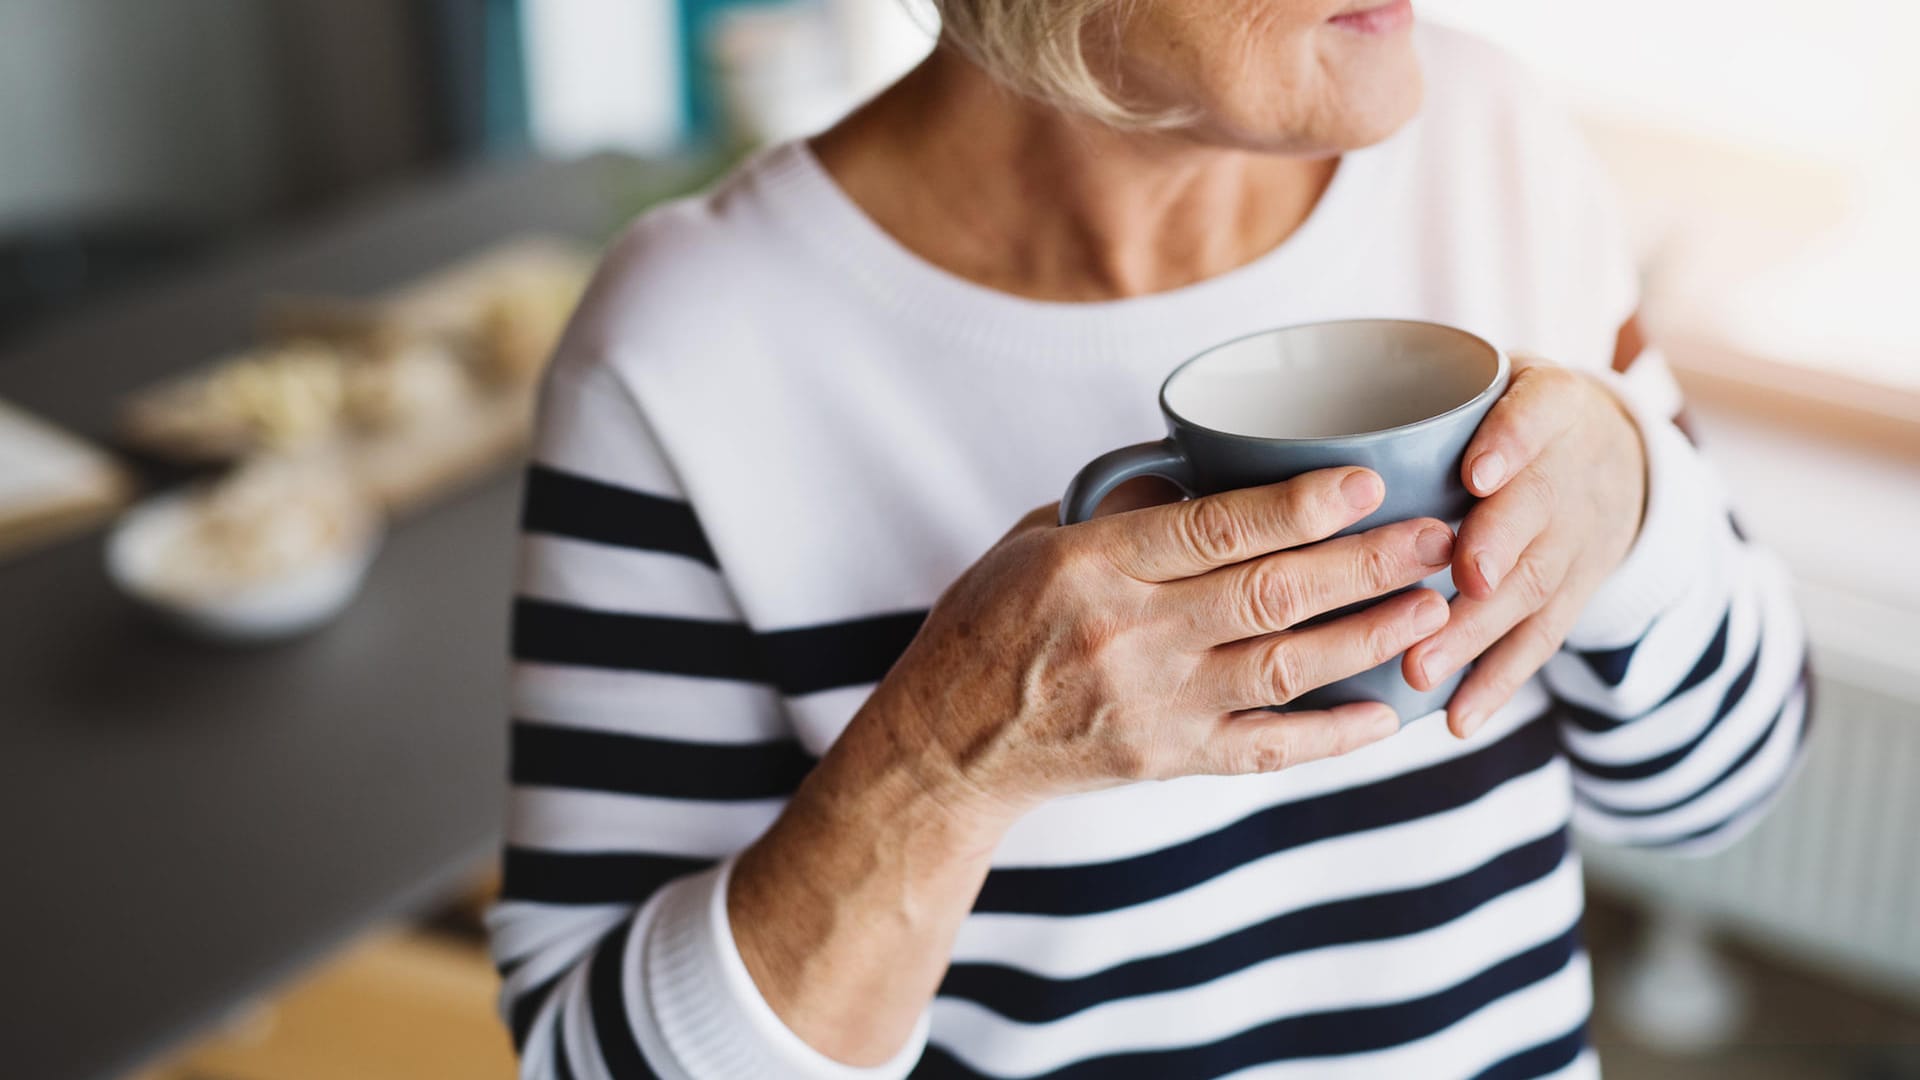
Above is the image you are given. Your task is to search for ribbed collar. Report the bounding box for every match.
[733,129,1412,365]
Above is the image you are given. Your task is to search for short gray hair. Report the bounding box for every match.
[929,0,1187,128]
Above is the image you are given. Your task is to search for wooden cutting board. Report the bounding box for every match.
[118,235,594,517]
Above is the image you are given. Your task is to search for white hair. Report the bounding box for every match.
[927,0,1189,128]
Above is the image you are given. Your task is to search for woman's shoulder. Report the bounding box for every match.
[554,194,748,361]
[1408,23,1627,240]
[549,151,813,385]
[1404,22,1640,366]
[1399,24,1628,255]
[1412,22,1584,155]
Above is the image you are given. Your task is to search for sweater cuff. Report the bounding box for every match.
[1564,372,1721,650]
[644,858,932,1080]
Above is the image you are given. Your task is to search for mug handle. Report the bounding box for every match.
[1059,440,1198,526]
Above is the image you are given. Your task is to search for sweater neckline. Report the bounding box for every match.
[741,133,1406,363]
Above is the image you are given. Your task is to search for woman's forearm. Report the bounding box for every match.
[727,687,1015,1067]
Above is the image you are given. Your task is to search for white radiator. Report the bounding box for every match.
[1579,580,1920,1001]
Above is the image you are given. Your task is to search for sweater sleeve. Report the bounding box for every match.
[487,358,930,1079]
[1543,341,1812,856]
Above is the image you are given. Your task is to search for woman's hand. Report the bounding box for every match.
[1404,357,1648,738]
[861,466,1457,828]
[735,468,1452,1064]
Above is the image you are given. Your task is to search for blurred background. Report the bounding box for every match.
[0,1,1913,1078]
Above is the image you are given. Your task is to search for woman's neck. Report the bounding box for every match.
[810,47,1338,302]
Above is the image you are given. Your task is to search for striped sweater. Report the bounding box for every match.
[488,27,1809,1080]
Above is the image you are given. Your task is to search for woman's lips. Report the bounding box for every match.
[1329,0,1413,34]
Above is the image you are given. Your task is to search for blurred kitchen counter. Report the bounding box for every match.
[0,151,703,1080]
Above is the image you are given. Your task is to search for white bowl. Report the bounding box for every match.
[106,491,381,643]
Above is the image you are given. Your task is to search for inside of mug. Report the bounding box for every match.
[1163,321,1500,439]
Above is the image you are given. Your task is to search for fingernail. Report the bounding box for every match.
[1343,471,1382,510]
[1475,552,1501,591]
[1418,652,1448,689]
[1455,706,1485,738]
[1415,526,1453,566]
[1470,453,1505,493]
[1411,596,1447,634]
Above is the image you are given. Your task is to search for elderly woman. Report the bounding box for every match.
[489,2,1808,1077]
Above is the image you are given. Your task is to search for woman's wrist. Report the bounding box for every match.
[1563,374,1718,649]
[726,685,1014,1065]
[825,677,1031,854]
[734,683,1016,937]
[1579,370,1651,543]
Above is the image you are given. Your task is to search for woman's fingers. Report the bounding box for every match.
[1403,540,1572,696]
[1440,593,1584,737]
[1157,518,1453,643]
[1095,467,1384,582]
[1461,358,1581,498]
[1189,701,1402,776]
[1197,588,1450,711]
[1451,464,1555,601]
[1014,502,1066,535]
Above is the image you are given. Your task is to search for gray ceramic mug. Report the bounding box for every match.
[1060,318,1510,722]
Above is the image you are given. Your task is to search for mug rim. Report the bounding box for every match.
[1159,318,1510,446]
